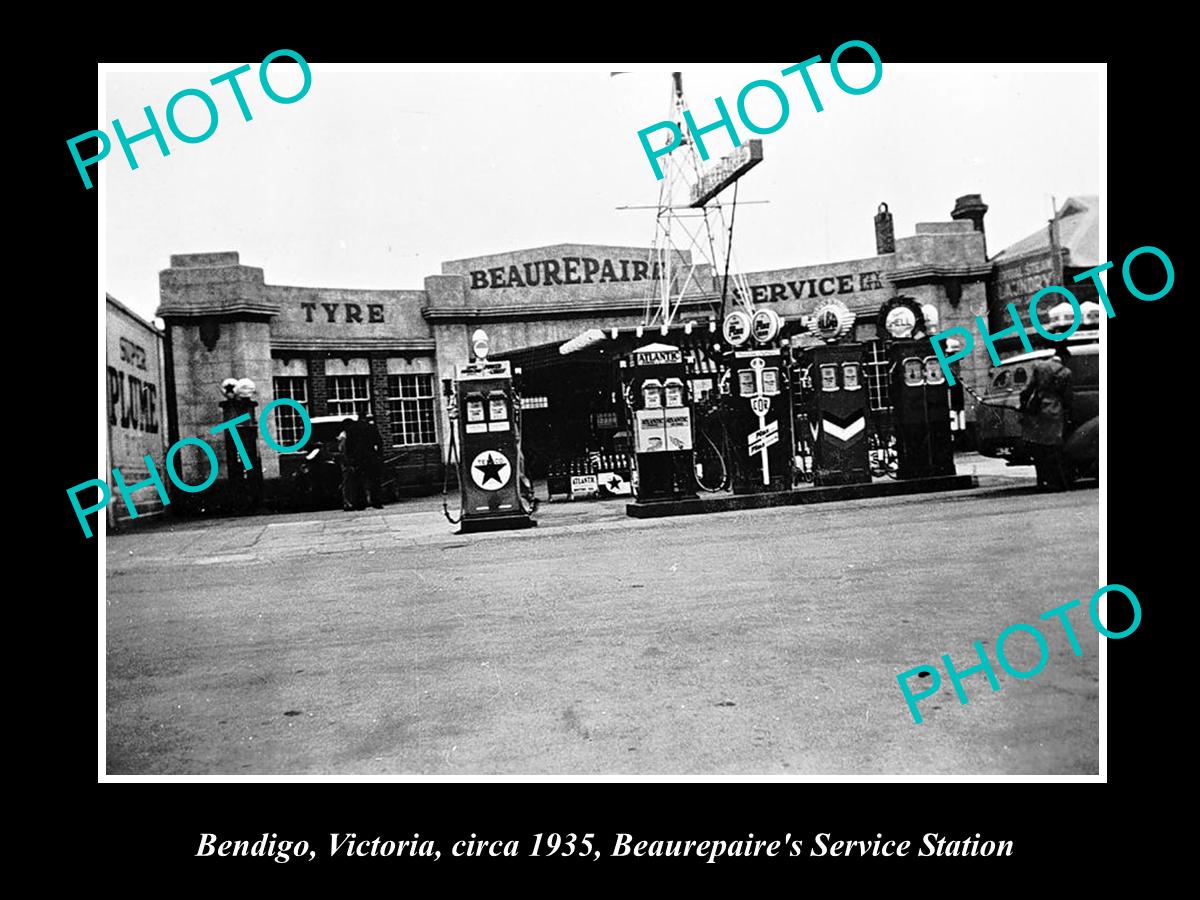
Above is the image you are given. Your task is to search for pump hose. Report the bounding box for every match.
[694,418,729,492]
[959,380,1006,423]
[442,426,462,525]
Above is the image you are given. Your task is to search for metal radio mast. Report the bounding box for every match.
[639,72,760,330]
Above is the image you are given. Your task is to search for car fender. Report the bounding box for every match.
[1064,416,1099,467]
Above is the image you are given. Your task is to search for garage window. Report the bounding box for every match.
[328,375,372,418]
[387,374,436,445]
[272,376,310,449]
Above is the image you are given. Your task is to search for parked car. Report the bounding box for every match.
[976,338,1099,479]
[278,414,358,509]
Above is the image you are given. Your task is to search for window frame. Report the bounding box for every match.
[271,375,310,450]
[386,372,437,446]
[327,374,373,419]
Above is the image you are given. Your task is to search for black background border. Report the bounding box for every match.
[39,16,1180,883]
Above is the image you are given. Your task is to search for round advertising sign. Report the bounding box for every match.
[751,308,781,344]
[885,305,916,338]
[920,303,940,334]
[470,450,511,490]
[812,300,853,342]
[723,311,752,346]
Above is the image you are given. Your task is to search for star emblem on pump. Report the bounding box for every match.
[470,450,511,490]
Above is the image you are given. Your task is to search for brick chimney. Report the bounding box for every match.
[951,194,988,256]
[874,202,895,255]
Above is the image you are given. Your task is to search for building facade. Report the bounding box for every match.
[988,195,1100,342]
[155,193,1040,497]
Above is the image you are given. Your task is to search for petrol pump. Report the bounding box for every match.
[623,342,696,502]
[450,329,536,533]
[878,298,956,479]
[797,300,872,486]
[721,308,792,493]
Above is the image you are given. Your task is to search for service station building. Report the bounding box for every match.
[155,193,1073,498]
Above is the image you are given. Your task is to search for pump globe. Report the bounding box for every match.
[473,328,490,360]
[921,303,940,334]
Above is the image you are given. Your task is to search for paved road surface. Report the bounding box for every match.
[106,459,1099,775]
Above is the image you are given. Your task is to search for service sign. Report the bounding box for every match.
[664,411,693,451]
[597,471,632,495]
[456,359,512,381]
[633,348,682,366]
[748,430,780,456]
[635,409,668,453]
[570,474,599,496]
[748,420,779,446]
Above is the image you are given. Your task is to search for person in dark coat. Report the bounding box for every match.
[355,415,386,510]
[1021,345,1074,491]
[338,418,364,511]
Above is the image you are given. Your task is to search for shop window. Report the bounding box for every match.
[387,373,436,445]
[328,375,372,419]
[271,376,309,449]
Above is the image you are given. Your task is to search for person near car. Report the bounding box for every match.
[337,418,364,511]
[1021,344,1074,491]
[355,415,386,510]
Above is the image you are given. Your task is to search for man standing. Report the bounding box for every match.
[1021,345,1074,491]
[338,418,363,511]
[357,415,386,510]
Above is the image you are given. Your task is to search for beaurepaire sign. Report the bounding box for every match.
[468,256,665,290]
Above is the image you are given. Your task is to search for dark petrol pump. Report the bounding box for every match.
[623,342,697,502]
[722,308,793,493]
[452,329,536,533]
[878,298,956,479]
[798,300,872,486]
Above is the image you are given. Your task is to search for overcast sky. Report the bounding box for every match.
[104,62,1102,322]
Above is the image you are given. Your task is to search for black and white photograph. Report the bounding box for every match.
[93,57,1110,778]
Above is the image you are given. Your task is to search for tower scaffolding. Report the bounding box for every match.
[642,72,758,330]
